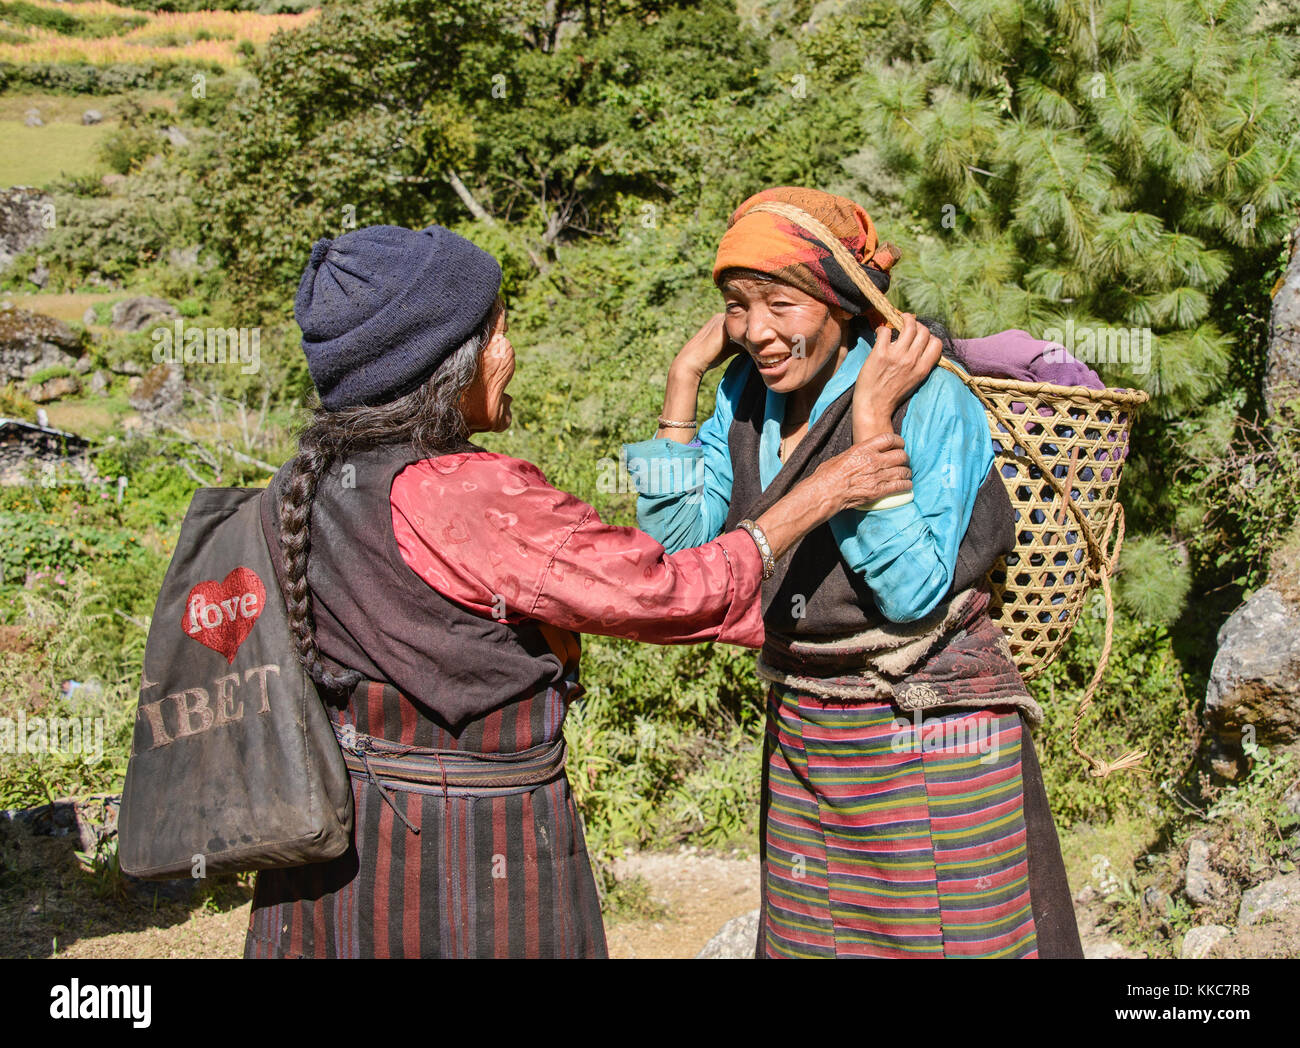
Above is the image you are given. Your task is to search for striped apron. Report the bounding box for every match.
[244,679,606,958]
[758,684,1079,958]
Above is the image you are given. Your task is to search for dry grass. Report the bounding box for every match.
[0,7,318,68]
[8,292,117,325]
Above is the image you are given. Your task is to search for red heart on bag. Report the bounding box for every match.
[181,566,266,664]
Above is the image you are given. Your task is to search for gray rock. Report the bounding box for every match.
[1266,226,1300,417]
[127,362,184,415]
[110,295,178,333]
[82,307,97,327]
[0,306,81,383]
[112,357,144,376]
[1239,872,1300,926]
[23,109,42,128]
[1205,586,1300,776]
[27,264,48,289]
[1084,939,1146,959]
[1141,885,1170,916]
[696,908,759,959]
[1181,924,1230,959]
[161,125,190,149]
[82,109,103,126]
[88,370,110,395]
[1185,838,1225,905]
[72,354,92,375]
[0,187,53,273]
[27,374,80,403]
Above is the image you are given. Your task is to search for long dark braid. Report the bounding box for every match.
[279,301,500,690]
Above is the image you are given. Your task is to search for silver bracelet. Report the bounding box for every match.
[737,518,775,581]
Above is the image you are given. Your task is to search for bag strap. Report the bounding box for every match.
[746,200,1146,778]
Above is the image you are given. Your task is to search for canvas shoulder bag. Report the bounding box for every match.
[118,487,354,879]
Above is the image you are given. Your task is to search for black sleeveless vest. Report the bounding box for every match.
[262,444,568,727]
[722,361,1014,636]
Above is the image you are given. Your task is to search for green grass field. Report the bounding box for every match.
[0,119,111,186]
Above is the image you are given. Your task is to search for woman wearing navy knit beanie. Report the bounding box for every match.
[244,223,932,958]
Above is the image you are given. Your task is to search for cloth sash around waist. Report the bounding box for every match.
[335,726,568,799]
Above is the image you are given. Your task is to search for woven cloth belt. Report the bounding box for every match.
[333,726,568,835]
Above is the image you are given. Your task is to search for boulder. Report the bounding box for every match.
[696,908,759,959]
[82,109,103,126]
[127,362,184,415]
[1266,225,1300,417]
[0,187,53,273]
[1205,582,1300,777]
[1180,924,1230,959]
[23,109,42,128]
[27,264,48,289]
[110,295,178,333]
[1238,872,1300,926]
[82,307,97,327]
[0,306,81,384]
[88,370,110,395]
[1185,838,1226,905]
[26,375,80,403]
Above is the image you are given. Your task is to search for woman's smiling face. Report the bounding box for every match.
[720,275,853,395]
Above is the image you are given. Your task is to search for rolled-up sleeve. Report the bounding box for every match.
[623,355,750,554]
[828,367,995,623]
[390,451,766,648]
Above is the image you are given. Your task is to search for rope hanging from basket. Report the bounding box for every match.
[746,200,1148,779]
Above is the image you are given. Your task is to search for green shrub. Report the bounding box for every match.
[97,124,161,175]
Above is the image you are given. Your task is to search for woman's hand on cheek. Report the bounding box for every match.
[671,313,741,380]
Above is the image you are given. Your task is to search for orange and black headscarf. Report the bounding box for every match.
[712,186,900,328]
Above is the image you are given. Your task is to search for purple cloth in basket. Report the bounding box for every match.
[950,329,1125,529]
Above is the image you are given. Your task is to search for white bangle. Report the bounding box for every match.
[863,491,915,511]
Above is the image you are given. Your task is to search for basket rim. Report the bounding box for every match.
[954,369,1151,407]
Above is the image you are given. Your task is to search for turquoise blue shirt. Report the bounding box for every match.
[623,331,995,623]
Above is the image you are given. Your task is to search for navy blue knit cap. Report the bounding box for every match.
[294,224,502,410]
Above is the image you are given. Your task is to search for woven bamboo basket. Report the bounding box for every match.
[748,202,1151,776]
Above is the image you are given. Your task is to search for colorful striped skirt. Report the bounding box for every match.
[757,684,1082,958]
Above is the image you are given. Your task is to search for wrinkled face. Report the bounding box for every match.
[721,277,852,395]
[460,308,515,433]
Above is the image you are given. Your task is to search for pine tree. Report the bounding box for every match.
[843,0,1300,416]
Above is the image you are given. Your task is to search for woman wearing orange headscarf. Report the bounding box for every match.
[625,187,1082,958]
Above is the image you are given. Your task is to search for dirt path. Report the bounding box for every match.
[7,842,757,959]
[604,848,759,959]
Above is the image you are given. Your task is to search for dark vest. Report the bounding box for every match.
[262,443,568,728]
[722,360,1014,636]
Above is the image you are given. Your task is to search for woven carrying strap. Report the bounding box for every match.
[746,200,1149,779]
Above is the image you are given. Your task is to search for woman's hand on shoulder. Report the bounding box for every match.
[671,313,743,381]
[853,313,943,441]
